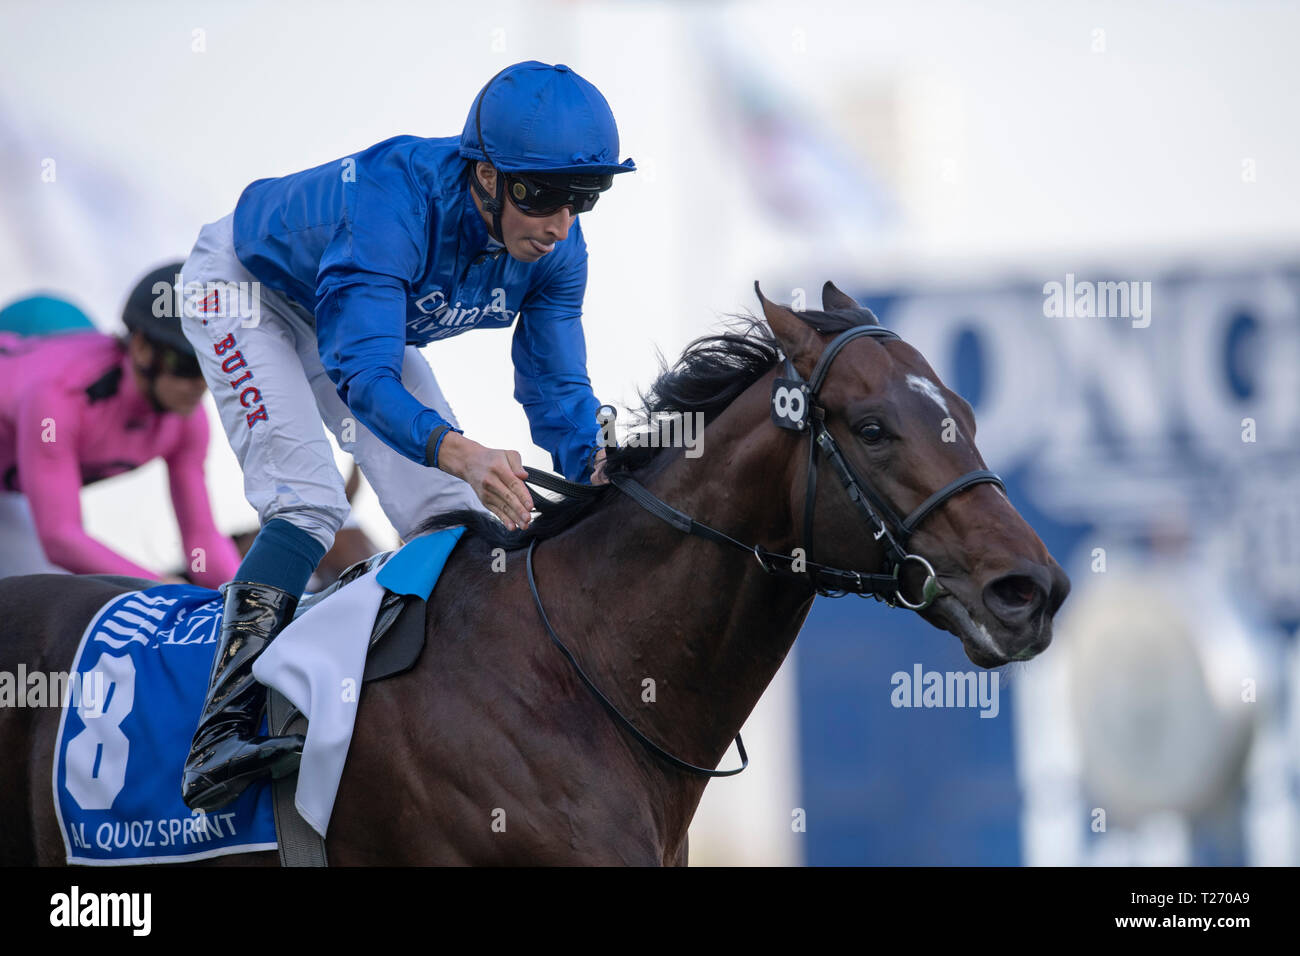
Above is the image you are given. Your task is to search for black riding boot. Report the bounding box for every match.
[181,580,304,812]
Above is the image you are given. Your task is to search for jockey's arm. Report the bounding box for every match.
[316,271,457,463]
[15,384,162,579]
[163,403,241,588]
[314,271,534,529]
[510,232,605,484]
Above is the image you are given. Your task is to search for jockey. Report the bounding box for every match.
[0,266,241,586]
[178,60,635,810]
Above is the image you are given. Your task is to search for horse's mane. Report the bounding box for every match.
[413,304,878,550]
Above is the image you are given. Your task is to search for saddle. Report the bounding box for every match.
[269,550,430,866]
[292,551,429,683]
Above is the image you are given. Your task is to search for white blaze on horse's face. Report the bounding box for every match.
[905,374,953,426]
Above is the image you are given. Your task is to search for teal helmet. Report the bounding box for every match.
[0,294,95,336]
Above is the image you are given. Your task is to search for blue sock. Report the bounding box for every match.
[235,518,327,597]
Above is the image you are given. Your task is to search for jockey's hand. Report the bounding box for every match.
[591,447,609,486]
[435,432,533,531]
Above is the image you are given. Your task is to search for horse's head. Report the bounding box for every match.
[757,281,1069,667]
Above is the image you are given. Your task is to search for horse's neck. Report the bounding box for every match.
[536,379,814,837]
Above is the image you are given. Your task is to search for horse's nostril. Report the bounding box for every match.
[982,568,1051,627]
[982,563,1067,631]
[990,575,1040,609]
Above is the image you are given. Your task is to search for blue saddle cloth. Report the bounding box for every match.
[54,584,277,865]
[53,527,467,864]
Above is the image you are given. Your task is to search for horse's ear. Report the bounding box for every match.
[822,280,859,312]
[823,280,879,325]
[755,281,822,378]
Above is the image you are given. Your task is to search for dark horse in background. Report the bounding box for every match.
[0,283,1068,865]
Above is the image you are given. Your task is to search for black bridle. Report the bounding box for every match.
[521,320,1005,776]
[765,322,1005,608]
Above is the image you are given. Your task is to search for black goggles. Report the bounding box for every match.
[503,172,612,216]
[157,345,203,378]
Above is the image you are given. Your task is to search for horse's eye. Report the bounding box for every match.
[860,422,885,443]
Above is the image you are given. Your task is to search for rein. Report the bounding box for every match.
[519,321,1005,777]
[524,539,748,777]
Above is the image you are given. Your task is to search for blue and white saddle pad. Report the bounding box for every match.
[255,525,465,837]
[53,584,278,865]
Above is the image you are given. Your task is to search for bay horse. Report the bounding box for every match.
[0,282,1068,865]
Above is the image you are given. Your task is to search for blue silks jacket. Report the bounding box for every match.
[231,135,602,481]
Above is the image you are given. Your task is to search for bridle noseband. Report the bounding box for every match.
[520,319,1006,777]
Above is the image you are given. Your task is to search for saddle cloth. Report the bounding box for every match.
[52,526,465,864]
[254,525,464,837]
[53,584,278,865]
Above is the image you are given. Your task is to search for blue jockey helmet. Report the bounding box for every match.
[460,61,635,241]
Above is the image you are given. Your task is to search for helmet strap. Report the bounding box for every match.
[470,67,513,245]
[469,163,506,244]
